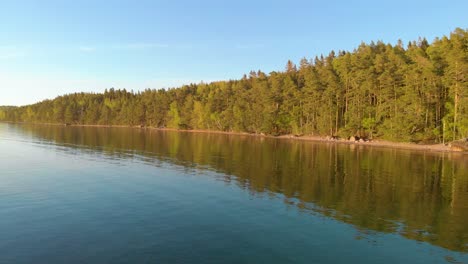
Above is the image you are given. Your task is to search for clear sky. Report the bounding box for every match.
[0,0,466,106]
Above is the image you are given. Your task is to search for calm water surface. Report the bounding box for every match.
[0,123,467,263]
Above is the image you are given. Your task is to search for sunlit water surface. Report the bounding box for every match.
[0,123,467,263]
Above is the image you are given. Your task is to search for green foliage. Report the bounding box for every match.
[361,117,376,138]
[0,28,466,142]
[167,101,180,129]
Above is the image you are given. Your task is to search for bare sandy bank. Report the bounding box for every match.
[143,127,465,154]
[2,121,466,154]
[177,130,455,153]
[277,135,455,153]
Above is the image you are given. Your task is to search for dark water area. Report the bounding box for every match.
[1,123,467,263]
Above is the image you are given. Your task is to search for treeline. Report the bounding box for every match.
[1,28,466,142]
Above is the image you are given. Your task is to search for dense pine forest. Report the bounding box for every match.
[1,28,467,142]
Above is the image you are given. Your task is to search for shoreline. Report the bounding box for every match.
[2,121,466,154]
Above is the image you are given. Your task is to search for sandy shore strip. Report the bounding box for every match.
[138,127,463,153]
[2,121,466,154]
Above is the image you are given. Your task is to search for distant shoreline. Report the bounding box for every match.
[2,121,466,154]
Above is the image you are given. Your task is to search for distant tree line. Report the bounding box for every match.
[1,28,466,142]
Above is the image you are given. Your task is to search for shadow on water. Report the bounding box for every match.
[6,123,468,253]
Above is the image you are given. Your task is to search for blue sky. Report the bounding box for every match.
[0,0,466,106]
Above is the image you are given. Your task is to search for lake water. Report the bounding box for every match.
[1,123,467,264]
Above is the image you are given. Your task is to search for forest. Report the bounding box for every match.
[1,28,466,142]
